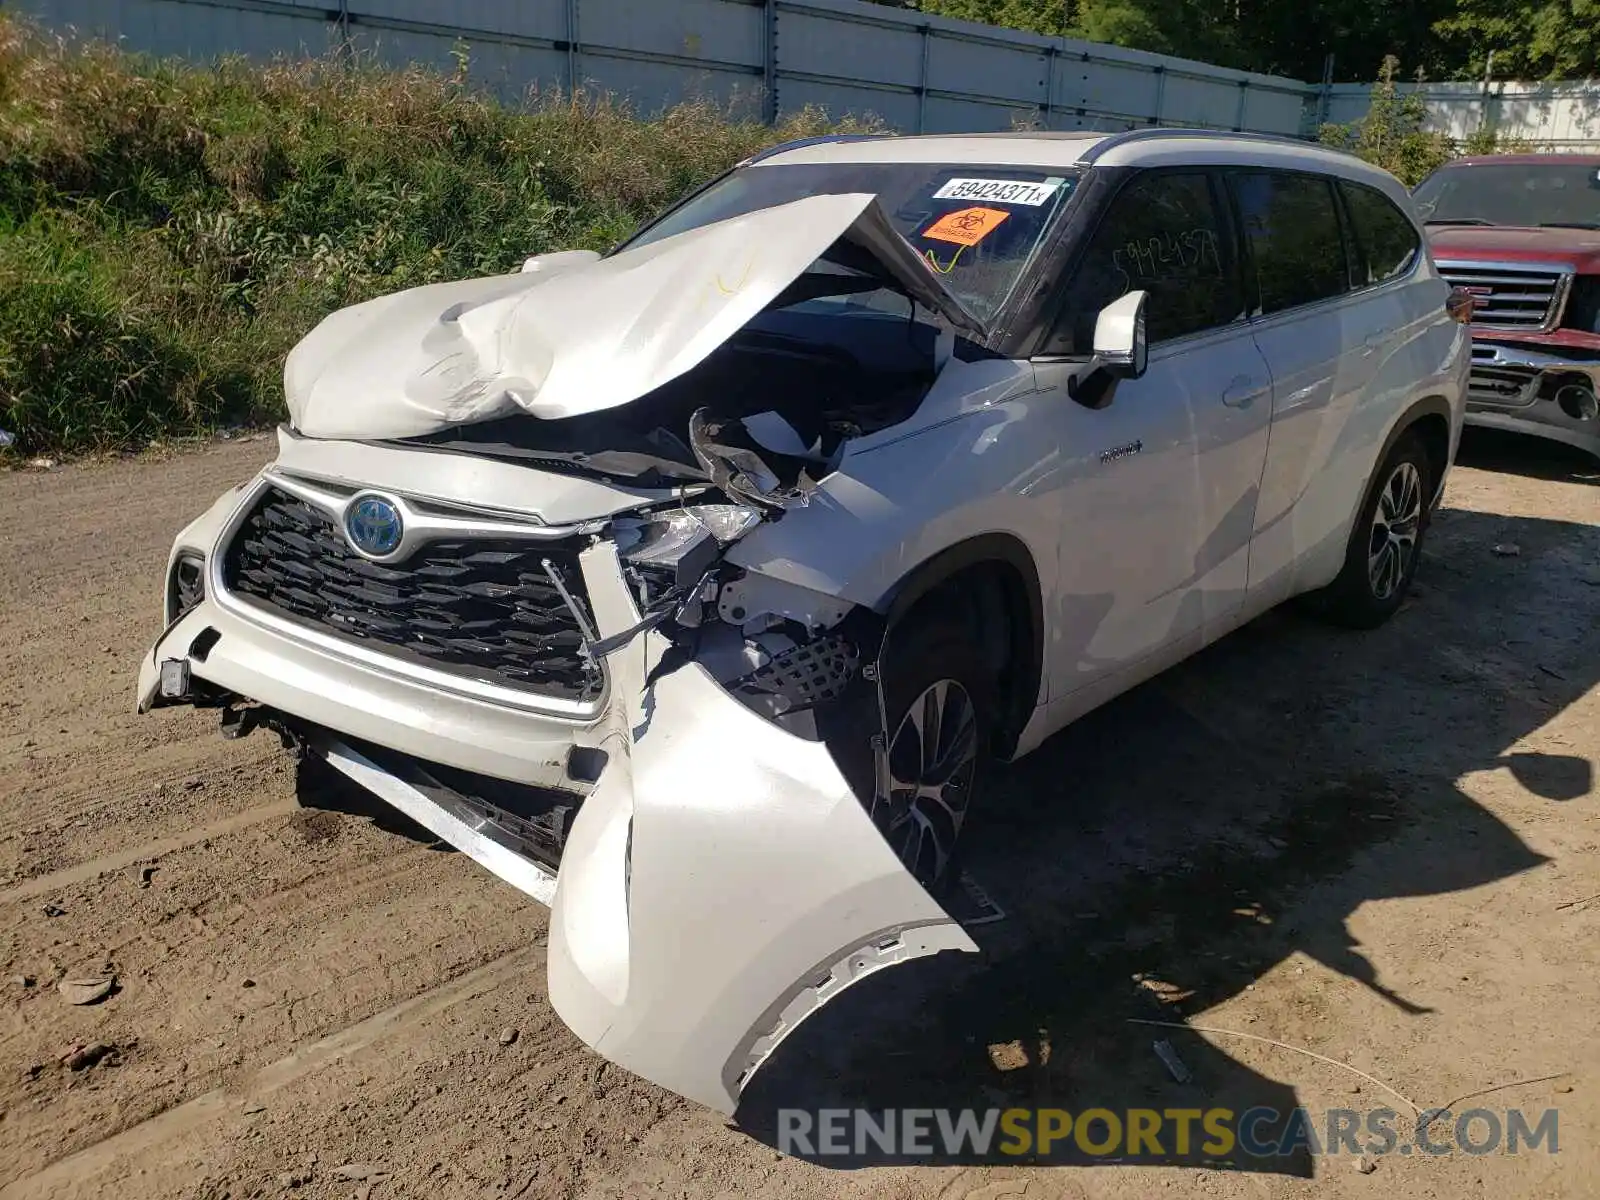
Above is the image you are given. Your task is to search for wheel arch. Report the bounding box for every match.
[1341,394,1454,547]
[1384,395,1454,507]
[1408,396,1459,505]
[874,533,1045,758]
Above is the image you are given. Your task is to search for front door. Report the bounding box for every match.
[1031,168,1273,697]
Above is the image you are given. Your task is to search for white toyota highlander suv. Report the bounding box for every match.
[138,128,1470,1113]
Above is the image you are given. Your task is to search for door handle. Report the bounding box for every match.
[1221,376,1265,409]
[1362,332,1386,353]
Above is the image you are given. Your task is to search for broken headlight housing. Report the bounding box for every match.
[166,552,207,624]
[613,504,762,590]
[608,501,869,742]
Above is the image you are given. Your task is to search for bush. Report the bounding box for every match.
[1317,57,1454,186]
[1316,55,1537,187]
[0,16,881,454]
[0,215,256,450]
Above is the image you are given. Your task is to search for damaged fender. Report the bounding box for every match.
[546,542,978,1114]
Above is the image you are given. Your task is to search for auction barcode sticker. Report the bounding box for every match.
[932,177,1064,206]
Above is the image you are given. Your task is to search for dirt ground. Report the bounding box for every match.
[1,430,1597,1200]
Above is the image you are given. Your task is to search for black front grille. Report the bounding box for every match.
[223,486,603,704]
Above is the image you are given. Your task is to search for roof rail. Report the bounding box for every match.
[1077,126,1325,164]
[740,133,891,167]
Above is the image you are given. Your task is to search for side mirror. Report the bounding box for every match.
[1067,290,1148,409]
[1092,289,1148,380]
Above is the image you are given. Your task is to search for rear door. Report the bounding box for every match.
[1231,169,1410,604]
[1030,168,1273,693]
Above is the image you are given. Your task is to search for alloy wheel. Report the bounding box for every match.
[873,678,979,888]
[1367,460,1423,602]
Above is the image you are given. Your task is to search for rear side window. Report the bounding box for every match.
[1230,171,1349,314]
[1338,181,1421,285]
[1045,170,1241,353]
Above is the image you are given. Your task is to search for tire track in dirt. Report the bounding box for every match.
[0,801,298,906]
[0,804,547,1181]
[0,947,543,1200]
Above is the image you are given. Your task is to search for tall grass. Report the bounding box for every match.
[0,17,881,454]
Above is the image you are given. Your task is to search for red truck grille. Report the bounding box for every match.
[1434,262,1570,332]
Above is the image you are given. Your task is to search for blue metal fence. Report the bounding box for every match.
[12,0,1318,136]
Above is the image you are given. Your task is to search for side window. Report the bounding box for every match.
[1338,180,1422,285]
[1045,171,1241,354]
[1230,171,1350,314]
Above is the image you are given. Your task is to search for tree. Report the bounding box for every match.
[867,1,1068,36]
[867,0,1240,63]
[1434,0,1600,80]
[1233,0,1457,81]
[1317,56,1453,184]
[1077,0,1239,63]
[867,0,1600,81]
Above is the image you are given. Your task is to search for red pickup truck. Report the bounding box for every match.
[1414,154,1600,460]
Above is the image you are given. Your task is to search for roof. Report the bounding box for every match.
[754,131,1108,169]
[1443,154,1600,167]
[753,127,1407,197]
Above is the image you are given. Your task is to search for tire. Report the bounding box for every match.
[863,614,998,897]
[1308,431,1433,630]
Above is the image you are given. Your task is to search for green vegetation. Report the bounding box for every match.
[0,16,876,454]
[870,0,1600,82]
[0,12,1546,455]
[1315,58,1454,186]
[1316,57,1531,185]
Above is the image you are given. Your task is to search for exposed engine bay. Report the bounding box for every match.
[394,304,950,499]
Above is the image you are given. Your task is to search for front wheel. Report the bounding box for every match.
[1308,432,1433,629]
[866,617,996,896]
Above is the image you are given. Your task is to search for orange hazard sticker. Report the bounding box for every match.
[922,206,1011,247]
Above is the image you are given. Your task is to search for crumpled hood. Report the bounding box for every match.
[285,193,984,441]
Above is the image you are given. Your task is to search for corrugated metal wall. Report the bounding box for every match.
[1323,81,1600,152]
[16,0,1599,147]
[11,0,1315,137]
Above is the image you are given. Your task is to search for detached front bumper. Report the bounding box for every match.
[1464,339,1600,457]
[139,532,975,1115]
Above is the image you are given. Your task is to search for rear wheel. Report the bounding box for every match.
[1309,431,1432,629]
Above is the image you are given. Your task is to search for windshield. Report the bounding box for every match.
[622,161,1080,322]
[1413,161,1600,229]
